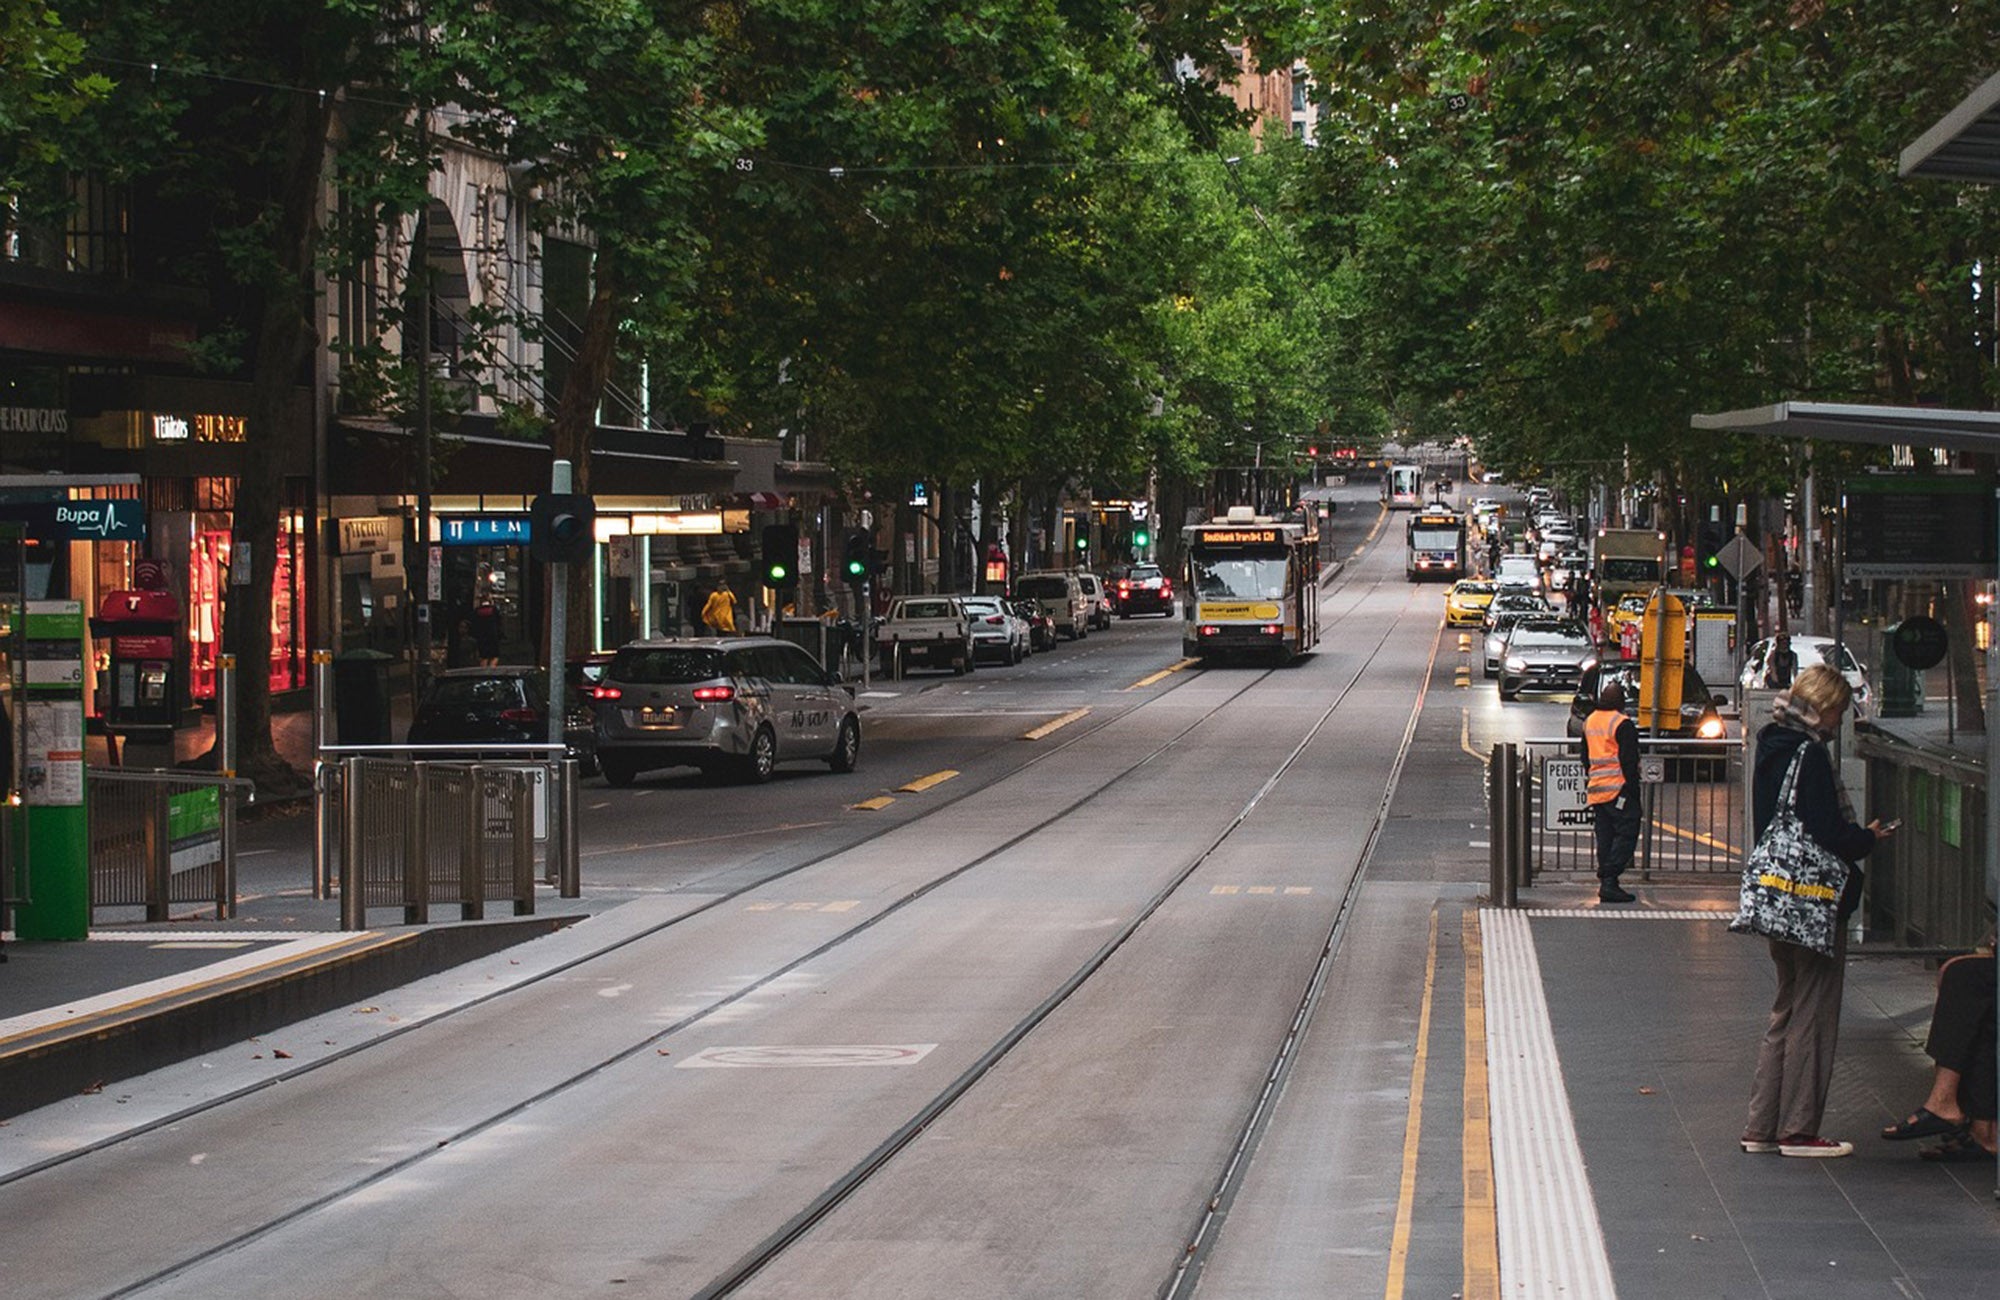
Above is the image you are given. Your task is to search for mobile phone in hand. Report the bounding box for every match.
[1878,818,1902,833]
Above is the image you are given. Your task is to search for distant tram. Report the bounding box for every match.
[1406,510,1468,581]
[1182,509,1322,664]
[1384,464,1424,510]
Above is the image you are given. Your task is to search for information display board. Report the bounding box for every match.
[1844,476,1995,579]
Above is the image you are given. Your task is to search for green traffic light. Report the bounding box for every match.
[1703,555,1718,569]
[768,564,789,582]
[845,558,866,577]
[1076,537,1089,550]
[1133,529,1150,547]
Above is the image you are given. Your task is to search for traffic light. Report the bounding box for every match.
[761,524,799,589]
[1697,521,1725,571]
[1132,527,1151,549]
[529,493,596,564]
[1075,535,1090,555]
[843,530,871,580]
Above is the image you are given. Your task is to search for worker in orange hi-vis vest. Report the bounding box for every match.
[1581,677,1642,903]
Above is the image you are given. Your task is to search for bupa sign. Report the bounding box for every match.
[0,498,147,542]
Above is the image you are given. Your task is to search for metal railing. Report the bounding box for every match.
[314,745,580,931]
[1489,736,1746,901]
[87,770,253,921]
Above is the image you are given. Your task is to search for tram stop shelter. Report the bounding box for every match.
[1688,68,2000,1193]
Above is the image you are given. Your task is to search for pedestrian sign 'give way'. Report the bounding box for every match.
[1542,758,1592,831]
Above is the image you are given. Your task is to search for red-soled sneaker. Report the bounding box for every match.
[1779,1135,1854,1158]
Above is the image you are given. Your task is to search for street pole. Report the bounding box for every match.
[547,458,572,747]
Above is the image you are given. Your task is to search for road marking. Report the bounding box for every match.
[1458,633,1473,652]
[1023,707,1090,740]
[148,941,254,951]
[1460,708,1487,763]
[1284,886,1312,895]
[1207,885,1313,896]
[850,796,895,811]
[1211,885,1240,895]
[897,769,959,793]
[1651,816,1731,850]
[677,1044,937,1069]
[1462,912,1499,1300]
[1480,909,1615,1298]
[1385,909,1440,1300]
[583,821,835,857]
[1126,658,1199,690]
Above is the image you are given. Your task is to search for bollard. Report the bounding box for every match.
[312,650,335,900]
[216,654,237,780]
[1489,743,1511,906]
[461,765,485,922]
[559,758,580,899]
[340,756,365,930]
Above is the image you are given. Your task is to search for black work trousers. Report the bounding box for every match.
[1590,786,1640,882]
[1927,953,1996,1121]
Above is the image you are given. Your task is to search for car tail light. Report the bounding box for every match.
[1119,581,1131,593]
[986,615,1005,624]
[692,685,735,703]
[498,707,540,722]
[591,685,623,701]
[1160,581,1171,597]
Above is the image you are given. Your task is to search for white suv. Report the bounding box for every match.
[1076,573,1114,630]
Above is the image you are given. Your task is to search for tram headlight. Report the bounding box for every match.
[1697,715,1725,740]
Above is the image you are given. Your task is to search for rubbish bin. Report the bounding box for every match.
[333,648,396,744]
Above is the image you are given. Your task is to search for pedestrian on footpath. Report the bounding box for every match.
[1741,664,1890,1159]
[1580,678,1640,903]
[1879,939,1995,1163]
[701,583,738,635]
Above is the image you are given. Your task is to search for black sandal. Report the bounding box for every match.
[1917,1131,1997,1163]
[1882,1107,1969,1141]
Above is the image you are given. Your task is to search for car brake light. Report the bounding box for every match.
[986,615,1005,624]
[692,685,735,703]
[498,707,540,722]
[1119,581,1131,593]
[1159,581,1171,596]
[591,685,623,701]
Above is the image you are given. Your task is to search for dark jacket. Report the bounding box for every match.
[1753,723,1876,918]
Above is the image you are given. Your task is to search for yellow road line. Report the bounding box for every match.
[850,796,895,811]
[897,769,959,794]
[1652,816,1731,850]
[1462,912,1499,1299]
[1126,658,1199,690]
[1384,909,1440,1300]
[1460,708,1487,764]
[1023,707,1090,740]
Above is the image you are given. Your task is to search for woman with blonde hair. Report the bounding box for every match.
[1742,662,1894,1158]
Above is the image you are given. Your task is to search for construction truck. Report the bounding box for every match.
[1591,527,1667,609]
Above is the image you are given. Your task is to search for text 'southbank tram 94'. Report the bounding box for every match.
[1405,510,1468,581]
[1181,509,1322,664]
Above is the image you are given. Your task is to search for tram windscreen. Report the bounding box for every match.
[1191,549,1289,599]
[1410,527,1460,551]
[1600,558,1660,583]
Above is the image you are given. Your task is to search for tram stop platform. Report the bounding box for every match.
[2,872,1995,1297]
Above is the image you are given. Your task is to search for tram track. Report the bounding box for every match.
[46,540,1400,1298]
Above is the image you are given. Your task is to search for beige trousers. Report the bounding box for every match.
[1745,933,1847,1140]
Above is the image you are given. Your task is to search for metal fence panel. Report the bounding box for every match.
[86,770,245,920]
[1521,737,1745,881]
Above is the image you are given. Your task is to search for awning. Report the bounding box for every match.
[1900,69,2000,183]
[1689,401,2000,453]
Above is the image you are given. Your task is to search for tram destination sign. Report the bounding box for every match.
[1842,475,1995,580]
[1198,528,1283,545]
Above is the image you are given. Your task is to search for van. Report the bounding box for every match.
[1075,572,1114,630]
[1016,571,1090,640]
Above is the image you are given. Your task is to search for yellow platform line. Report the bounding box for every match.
[897,769,959,794]
[1126,658,1199,690]
[1384,910,1440,1300]
[1462,912,1499,1299]
[1023,707,1090,740]
[1651,816,1731,851]
[850,796,895,811]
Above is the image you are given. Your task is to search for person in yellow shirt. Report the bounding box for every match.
[700,583,738,635]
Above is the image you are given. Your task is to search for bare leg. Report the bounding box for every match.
[1919,1066,1969,1126]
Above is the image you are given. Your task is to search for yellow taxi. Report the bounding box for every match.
[1444,578,1497,627]
[1603,594,1648,644]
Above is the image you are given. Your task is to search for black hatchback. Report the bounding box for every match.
[408,666,594,767]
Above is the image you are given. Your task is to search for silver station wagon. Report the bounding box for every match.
[590,637,860,785]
